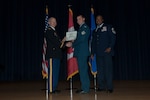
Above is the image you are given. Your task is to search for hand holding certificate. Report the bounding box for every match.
[66,31,77,41]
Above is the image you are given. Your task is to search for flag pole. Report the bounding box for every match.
[68,4,73,98]
[70,77,73,99]
[46,78,48,100]
[67,4,78,98]
[94,74,97,92]
[45,5,49,100]
[68,4,73,99]
[90,5,97,92]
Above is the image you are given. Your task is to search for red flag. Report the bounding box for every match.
[68,8,74,32]
[67,8,78,80]
[42,6,49,79]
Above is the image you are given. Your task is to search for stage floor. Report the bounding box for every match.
[0,80,150,100]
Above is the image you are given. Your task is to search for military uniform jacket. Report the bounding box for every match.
[44,27,62,60]
[73,23,90,57]
[91,23,116,56]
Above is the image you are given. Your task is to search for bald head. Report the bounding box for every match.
[48,17,57,28]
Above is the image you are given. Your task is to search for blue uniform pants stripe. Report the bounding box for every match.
[48,58,60,93]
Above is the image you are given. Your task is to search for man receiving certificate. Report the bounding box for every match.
[66,14,91,94]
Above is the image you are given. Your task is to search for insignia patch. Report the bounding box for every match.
[111,28,116,34]
[81,31,86,35]
[84,25,87,28]
[101,26,107,32]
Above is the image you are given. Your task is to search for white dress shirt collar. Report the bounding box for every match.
[50,26,55,31]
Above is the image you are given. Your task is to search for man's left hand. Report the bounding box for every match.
[105,47,111,53]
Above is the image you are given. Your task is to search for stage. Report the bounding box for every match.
[0,80,150,100]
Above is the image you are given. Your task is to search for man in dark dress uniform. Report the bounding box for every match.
[44,17,65,93]
[91,15,116,93]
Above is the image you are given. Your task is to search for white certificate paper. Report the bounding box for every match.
[66,31,77,41]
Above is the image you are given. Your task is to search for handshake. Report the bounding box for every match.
[61,36,73,47]
[66,41,73,47]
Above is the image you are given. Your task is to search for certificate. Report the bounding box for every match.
[66,31,77,41]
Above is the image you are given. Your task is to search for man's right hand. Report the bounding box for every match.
[66,42,72,47]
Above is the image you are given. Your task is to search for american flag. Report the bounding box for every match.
[42,6,49,79]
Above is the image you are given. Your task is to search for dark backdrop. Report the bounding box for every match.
[0,0,149,81]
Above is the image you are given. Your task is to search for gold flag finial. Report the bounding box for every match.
[46,5,48,15]
[91,7,94,14]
